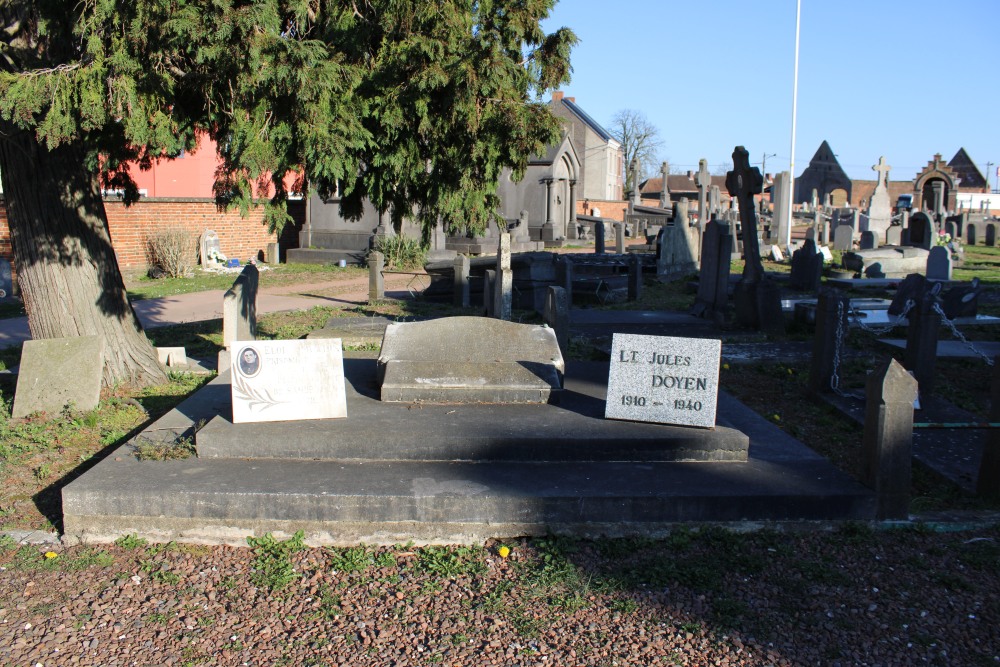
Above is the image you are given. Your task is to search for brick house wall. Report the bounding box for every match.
[0,197,304,277]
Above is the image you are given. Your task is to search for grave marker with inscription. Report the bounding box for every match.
[604,333,721,428]
[231,340,347,423]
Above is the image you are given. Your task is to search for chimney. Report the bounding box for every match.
[686,170,693,179]
[552,91,564,101]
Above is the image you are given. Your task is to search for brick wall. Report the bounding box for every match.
[0,197,304,275]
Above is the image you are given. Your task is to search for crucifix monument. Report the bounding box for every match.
[660,161,670,209]
[696,158,712,234]
[725,146,784,332]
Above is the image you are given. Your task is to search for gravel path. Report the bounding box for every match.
[2,526,998,666]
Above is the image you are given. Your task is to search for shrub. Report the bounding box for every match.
[147,229,196,278]
[370,234,426,271]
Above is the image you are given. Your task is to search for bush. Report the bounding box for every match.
[370,234,427,271]
[147,229,196,278]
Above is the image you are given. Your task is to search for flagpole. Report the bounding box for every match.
[786,0,801,248]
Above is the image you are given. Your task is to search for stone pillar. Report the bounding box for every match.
[567,181,578,240]
[594,221,605,255]
[809,289,850,395]
[862,359,918,520]
[613,222,625,254]
[544,179,554,226]
[904,288,942,397]
[223,264,260,348]
[453,254,470,308]
[977,356,1000,497]
[659,161,670,209]
[493,232,512,321]
[627,254,642,301]
[368,251,385,303]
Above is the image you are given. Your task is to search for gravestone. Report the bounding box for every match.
[908,212,933,250]
[368,251,385,302]
[988,224,997,247]
[866,157,893,238]
[484,269,496,317]
[967,225,976,246]
[859,231,876,250]
[614,222,625,254]
[200,229,221,266]
[709,186,721,218]
[926,246,952,281]
[659,161,670,208]
[885,226,902,246]
[788,239,823,292]
[945,220,956,240]
[223,264,259,348]
[0,259,12,300]
[818,245,834,263]
[594,220,606,254]
[725,146,783,333]
[265,242,280,264]
[675,198,690,227]
[690,220,733,320]
[12,336,104,419]
[862,358,917,520]
[543,286,570,360]
[156,347,188,368]
[769,245,784,262]
[604,333,721,428]
[231,340,347,424]
[809,290,850,394]
[834,225,854,251]
[494,232,512,321]
[378,317,564,404]
[941,278,980,319]
[630,157,641,206]
[771,171,791,243]
[904,281,943,396]
[627,254,642,301]
[696,158,712,235]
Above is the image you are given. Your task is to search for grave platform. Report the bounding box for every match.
[62,361,875,545]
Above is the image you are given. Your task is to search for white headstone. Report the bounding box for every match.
[604,333,721,428]
[231,339,347,423]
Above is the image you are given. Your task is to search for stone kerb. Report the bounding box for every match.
[377,317,564,404]
[222,264,259,349]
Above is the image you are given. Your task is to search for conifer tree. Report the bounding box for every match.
[0,0,575,387]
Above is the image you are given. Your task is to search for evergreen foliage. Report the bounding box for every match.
[0,0,577,235]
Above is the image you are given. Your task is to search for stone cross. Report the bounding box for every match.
[696,158,712,232]
[630,157,641,206]
[660,161,670,209]
[873,156,891,190]
[494,232,512,321]
[725,146,765,283]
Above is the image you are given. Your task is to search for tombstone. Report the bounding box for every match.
[967,224,977,246]
[557,256,574,306]
[788,239,823,292]
[866,156,893,238]
[861,359,918,520]
[231,340,347,424]
[494,232,512,321]
[696,158,712,234]
[709,185,721,218]
[941,278,980,319]
[605,333,722,428]
[629,157,642,206]
[613,222,625,254]
[833,225,854,251]
[808,290,850,394]
[859,231,877,250]
[453,254,470,308]
[484,269,496,317]
[0,259,12,300]
[378,317,564,404]
[926,246,952,281]
[368,251,385,302]
[200,229,221,266]
[988,223,997,247]
[771,171,791,243]
[725,146,783,333]
[12,336,105,419]
[904,281,943,396]
[769,245,784,262]
[543,286,570,360]
[691,220,733,320]
[223,264,259,348]
[907,212,933,250]
[818,245,833,263]
[864,263,886,279]
[885,226,902,246]
[594,220,606,254]
[265,242,280,264]
[944,220,957,240]
[156,347,188,368]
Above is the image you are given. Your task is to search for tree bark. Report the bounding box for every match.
[0,127,168,388]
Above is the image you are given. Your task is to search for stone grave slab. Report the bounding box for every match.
[378,317,564,404]
[231,339,347,423]
[13,336,104,419]
[604,333,721,428]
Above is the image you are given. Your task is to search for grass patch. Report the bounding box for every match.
[125,263,364,301]
[247,531,307,593]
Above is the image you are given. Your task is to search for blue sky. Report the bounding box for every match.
[541,0,999,185]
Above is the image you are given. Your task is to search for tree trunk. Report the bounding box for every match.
[0,128,168,388]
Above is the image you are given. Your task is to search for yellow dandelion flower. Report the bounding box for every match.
[723,363,730,370]
[44,551,58,559]
[498,545,511,559]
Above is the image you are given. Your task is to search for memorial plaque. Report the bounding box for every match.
[231,339,347,423]
[604,333,721,428]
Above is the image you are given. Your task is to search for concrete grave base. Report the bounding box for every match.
[62,361,875,545]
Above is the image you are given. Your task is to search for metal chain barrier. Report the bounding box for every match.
[830,299,847,396]
[932,301,995,367]
[848,299,913,336]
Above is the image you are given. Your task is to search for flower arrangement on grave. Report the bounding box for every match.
[936,230,963,263]
[207,248,228,263]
